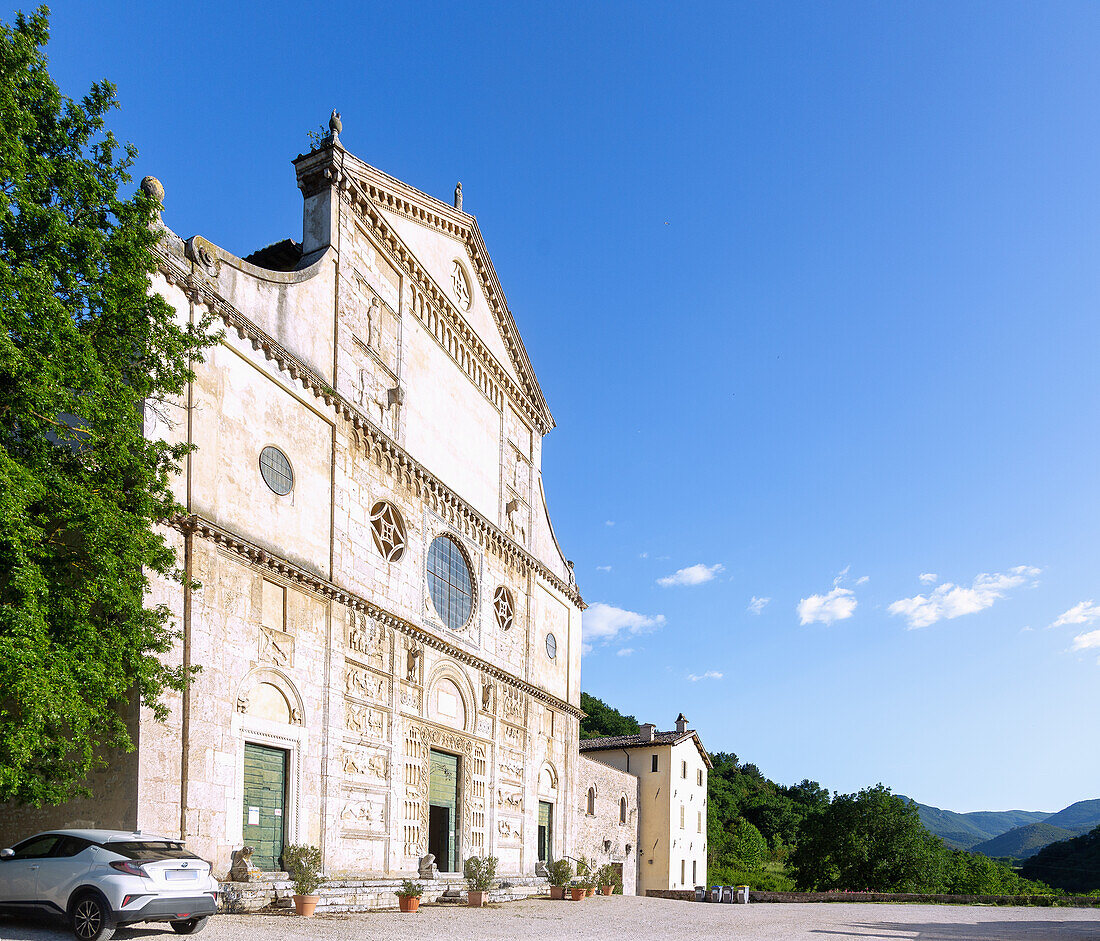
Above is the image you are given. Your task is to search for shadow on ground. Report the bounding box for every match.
[0,915,175,940]
[812,919,1100,940]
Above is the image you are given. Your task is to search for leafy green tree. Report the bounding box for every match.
[729,817,768,869]
[580,692,640,739]
[789,784,944,891]
[0,8,213,804]
[1021,825,1100,894]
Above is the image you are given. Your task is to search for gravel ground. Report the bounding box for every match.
[2,896,1100,941]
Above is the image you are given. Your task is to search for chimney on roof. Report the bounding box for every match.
[675,713,688,734]
[640,722,655,743]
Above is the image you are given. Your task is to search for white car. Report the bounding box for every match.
[0,829,219,940]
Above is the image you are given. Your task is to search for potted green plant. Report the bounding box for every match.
[576,855,596,897]
[596,864,621,896]
[463,854,498,907]
[547,858,573,900]
[282,844,325,916]
[396,879,423,913]
[569,878,587,901]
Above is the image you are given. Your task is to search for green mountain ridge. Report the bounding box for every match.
[899,796,1050,850]
[970,822,1078,859]
[1043,799,1100,832]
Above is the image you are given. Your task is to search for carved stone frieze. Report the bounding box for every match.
[498,749,524,783]
[259,625,293,668]
[497,817,522,842]
[345,661,388,704]
[347,612,387,670]
[496,787,523,812]
[345,702,386,739]
[342,746,388,780]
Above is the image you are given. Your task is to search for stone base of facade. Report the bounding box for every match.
[221,876,550,913]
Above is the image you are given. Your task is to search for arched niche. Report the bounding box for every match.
[236,667,305,726]
[424,662,478,734]
[538,761,558,799]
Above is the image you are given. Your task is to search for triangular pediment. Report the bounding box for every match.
[329,148,554,432]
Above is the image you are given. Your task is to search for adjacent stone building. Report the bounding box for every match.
[0,121,639,887]
[581,714,711,894]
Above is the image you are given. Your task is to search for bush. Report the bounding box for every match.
[463,855,498,891]
[709,864,795,892]
[547,858,574,887]
[396,879,423,898]
[282,844,325,896]
[596,864,622,889]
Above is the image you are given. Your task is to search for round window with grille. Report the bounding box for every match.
[370,502,406,562]
[259,446,293,495]
[427,534,475,631]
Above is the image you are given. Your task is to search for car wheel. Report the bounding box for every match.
[170,916,211,935]
[70,892,115,941]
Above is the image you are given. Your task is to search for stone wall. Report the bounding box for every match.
[573,755,639,895]
[645,889,1100,908]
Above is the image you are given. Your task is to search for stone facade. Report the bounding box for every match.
[575,756,639,895]
[0,129,638,886]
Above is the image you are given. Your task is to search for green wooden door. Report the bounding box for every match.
[242,743,287,871]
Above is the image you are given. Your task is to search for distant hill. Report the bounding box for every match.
[901,797,1050,850]
[1020,826,1100,893]
[971,822,1077,860]
[1043,799,1100,833]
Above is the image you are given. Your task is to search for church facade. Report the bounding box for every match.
[1,122,638,890]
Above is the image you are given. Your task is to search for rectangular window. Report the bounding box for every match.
[651,754,658,773]
[697,810,702,833]
[680,805,685,828]
[697,768,703,786]
[681,760,687,779]
[681,859,685,884]
[693,860,697,885]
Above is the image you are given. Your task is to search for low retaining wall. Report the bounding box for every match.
[221,876,550,913]
[645,889,1100,908]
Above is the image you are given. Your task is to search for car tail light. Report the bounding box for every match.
[110,860,149,877]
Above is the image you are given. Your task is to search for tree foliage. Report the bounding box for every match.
[0,8,214,804]
[580,691,640,739]
[1020,825,1100,894]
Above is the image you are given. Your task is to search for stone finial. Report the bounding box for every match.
[454,181,462,210]
[140,176,164,212]
[329,109,342,138]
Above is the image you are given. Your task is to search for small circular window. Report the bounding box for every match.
[259,446,293,495]
[545,632,557,659]
[493,586,514,631]
[427,534,474,631]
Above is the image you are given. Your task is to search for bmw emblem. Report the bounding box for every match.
[181,862,188,868]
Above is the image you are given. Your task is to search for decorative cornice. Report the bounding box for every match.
[152,243,583,610]
[174,514,584,720]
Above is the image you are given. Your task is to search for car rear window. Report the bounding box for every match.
[106,841,201,861]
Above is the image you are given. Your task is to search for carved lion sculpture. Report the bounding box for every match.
[418,853,438,881]
[230,846,261,883]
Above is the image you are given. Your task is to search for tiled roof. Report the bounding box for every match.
[244,238,303,272]
[580,728,714,769]
[580,731,689,749]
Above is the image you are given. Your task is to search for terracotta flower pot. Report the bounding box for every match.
[600,885,614,896]
[293,894,319,916]
[549,886,565,900]
[571,887,586,901]
[467,889,487,907]
[398,895,420,913]
[586,887,596,897]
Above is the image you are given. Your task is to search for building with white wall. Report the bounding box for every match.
[580,714,711,894]
[0,118,638,885]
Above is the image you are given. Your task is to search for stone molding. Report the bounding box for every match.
[153,244,583,609]
[172,514,584,720]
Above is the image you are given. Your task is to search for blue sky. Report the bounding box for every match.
[37,0,1100,812]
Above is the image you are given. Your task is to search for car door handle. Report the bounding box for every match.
[29,865,39,870]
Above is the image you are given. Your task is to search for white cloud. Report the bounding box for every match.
[616,647,634,657]
[798,587,857,625]
[687,670,723,681]
[1072,629,1100,651]
[639,552,649,559]
[596,565,612,573]
[582,602,666,654]
[1049,600,1100,630]
[919,573,939,585]
[856,575,870,586]
[889,565,1041,629]
[748,596,770,615]
[605,520,615,527]
[657,563,725,588]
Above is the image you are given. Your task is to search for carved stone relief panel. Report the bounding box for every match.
[345,702,387,740]
[497,817,522,844]
[496,786,523,812]
[475,715,493,739]
[341,745,388,781]
[398,681,422,715]
[501,723,525,753]
[501,687,525,725]
[259,626,294,668]
[347,612,388,672]
[498,749,525,784]
[345,661,389,704]
[340,786,388,837]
